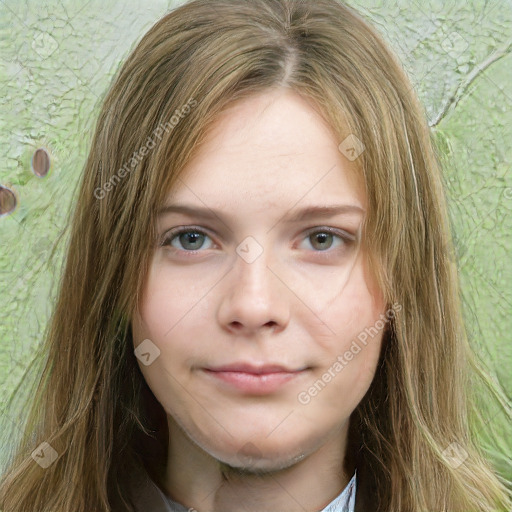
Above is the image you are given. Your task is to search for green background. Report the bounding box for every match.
[1,0,511,483]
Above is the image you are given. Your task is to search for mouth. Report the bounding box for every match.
[201,362,311,395]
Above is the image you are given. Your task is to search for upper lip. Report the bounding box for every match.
[204,363,306,374]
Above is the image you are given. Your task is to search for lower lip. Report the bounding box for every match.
[202,369,307,394]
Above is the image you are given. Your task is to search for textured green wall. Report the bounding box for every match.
[1,0,510,481]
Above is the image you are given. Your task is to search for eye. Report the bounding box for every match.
[159,226,358,258]
[160,227,214,252]
[299,227,357,254]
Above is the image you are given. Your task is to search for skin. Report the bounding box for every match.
[132,87,387,511]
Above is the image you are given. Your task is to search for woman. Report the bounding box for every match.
[1,0,510,510]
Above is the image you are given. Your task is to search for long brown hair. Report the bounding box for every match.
[1,0,510,510]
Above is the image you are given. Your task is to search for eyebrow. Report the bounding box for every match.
[157,203,365,224]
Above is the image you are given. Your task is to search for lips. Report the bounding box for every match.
[201,362,309,394]
[205,363,304,374]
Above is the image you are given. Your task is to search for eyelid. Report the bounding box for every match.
[159,225,215,247]
[302,225,357,242]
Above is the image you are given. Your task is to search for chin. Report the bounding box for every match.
[202,434,311,474]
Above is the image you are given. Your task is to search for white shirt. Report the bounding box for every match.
[131,466,357,512]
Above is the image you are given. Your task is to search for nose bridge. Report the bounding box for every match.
[218,235,289,331]
[233,236,277,302]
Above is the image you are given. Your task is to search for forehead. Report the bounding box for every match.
[166,88,366,210]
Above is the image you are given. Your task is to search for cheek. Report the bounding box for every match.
[130,268,188,392]
[319,263,386,350]
[132,262,205,344]
[298,330,384,423]
[131,260,218,400]
[131,289,191,419]
[311,265,386,395]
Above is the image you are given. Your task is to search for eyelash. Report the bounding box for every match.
[159,225,357,260]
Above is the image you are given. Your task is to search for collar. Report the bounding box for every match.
[130,465,357,512]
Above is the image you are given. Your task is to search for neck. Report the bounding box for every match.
[163,417,352,512]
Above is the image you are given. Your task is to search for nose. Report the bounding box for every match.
[217,244,290,335]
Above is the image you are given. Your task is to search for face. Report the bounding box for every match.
[132,88,387,472]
